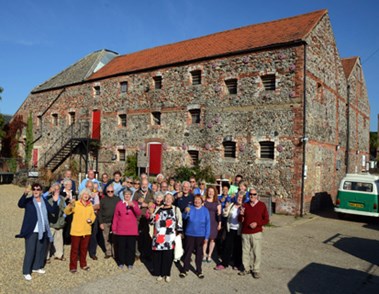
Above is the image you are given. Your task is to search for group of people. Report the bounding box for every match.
[17,170,269,282]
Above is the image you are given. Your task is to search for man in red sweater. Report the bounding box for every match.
[238,187,269,278]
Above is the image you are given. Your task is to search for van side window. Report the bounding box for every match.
[346,181,373,192]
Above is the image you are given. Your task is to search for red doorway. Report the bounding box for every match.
[148,143,162,175]
[92,110,101,140]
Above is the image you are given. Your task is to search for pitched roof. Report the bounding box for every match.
[32,49,118,93]
[89,9,327,81]
[341,57,359,78]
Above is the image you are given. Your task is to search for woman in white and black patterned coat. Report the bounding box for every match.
[150,192,182,282]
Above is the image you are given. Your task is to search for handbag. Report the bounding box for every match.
[174,234,183,261]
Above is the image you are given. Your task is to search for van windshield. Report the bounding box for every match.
[343,181,373,192]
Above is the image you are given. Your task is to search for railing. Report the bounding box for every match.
[39,121,91,168]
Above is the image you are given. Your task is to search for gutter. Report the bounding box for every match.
[346,85,350,173]
[300,42,307,217]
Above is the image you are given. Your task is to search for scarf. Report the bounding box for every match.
[33,197,53,242]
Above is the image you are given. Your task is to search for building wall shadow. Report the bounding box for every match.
[288,262,379,294]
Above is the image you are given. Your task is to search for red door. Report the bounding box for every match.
[32,149,38,167]
[92,110,101,140]
[148,143,162,175]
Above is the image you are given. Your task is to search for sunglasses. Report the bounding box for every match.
[107,191,114,193]
[33,188,41,191]
[250,193,257,196]
[126,181,132,184]
[190,180,196,183]
[134,182,140,185]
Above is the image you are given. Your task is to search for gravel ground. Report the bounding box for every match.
[1,184,379,294]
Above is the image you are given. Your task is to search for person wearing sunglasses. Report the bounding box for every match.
[16,183,58,281]
[238,188,269,279]
[98,185,120,259]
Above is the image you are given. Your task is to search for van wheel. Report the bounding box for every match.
[337,213,345,219]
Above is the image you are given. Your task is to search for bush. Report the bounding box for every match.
[124,153,138,178]
[174,165,215,183]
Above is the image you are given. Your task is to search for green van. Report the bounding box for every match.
[335,173,379,217]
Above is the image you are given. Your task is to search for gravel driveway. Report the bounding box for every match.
[1,184,378,293]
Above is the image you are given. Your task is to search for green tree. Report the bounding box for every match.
[0,86,3,100]
[124,153,138,178]
[370,132,378,160]
[25,112,34,167]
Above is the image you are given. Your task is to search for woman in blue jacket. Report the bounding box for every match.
[16,183,58,281]
[180,195,210,279]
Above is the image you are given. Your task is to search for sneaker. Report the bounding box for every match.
[156,276,163,281]
[206,257,212,263]
[24,274,32,281]
[32,269,46,274]
[179,272,187,278]
[118,265,125,270]
[214,264,225,270]
[127,265,133,270]
[238,270,250,276]
[253,272,261,279]
[165,276,171,283]
[197,273,205,279]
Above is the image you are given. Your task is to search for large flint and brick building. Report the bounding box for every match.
[14,10,370,215]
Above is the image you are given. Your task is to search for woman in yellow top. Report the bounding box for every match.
[64,188,96,273]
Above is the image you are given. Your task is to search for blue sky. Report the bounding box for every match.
[0,0,378,131]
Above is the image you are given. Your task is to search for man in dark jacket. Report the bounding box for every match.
[98,184,120,258]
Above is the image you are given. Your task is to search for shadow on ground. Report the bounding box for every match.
[288,262,379,294]
[323,233,379,265]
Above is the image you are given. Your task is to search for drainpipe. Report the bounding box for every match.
[300,42,307,217]
[346,85,350,173]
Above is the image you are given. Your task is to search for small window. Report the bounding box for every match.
[94,86,101,96]
[152,112,161,125]
[225,79,238,94]
[261,75,276,91]
[120,81,128,93]
[189,109,201,124]
[37,115,42,127]
[69,112,75,125]
[153,76,162,89]
[188,150,199,166]
[52,113,58,126]
[119,149,126,161]
[119,114,127,127]
[223,141,236,158]
[191,70,202,85]
[260,141,275,159]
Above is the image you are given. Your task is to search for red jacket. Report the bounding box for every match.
[239,201,269,234]
[112,200,141,236]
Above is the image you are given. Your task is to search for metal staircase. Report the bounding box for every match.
[39,121,99,172]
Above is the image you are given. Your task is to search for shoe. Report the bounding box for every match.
[253,272,261,279]
[81,266,90,271]
[135,256,140,262]
[32,269,46,274]
[206,257,212,263]
[45,258,51,264]
[179,272,187,278]
[128,265,133,270]
[54,256,66,261]
[197,273,205,279]
[90,255,98,260]
[156,276,163,281]
[118,265,125,270]
[202,258,207,263]
[70,269,77,274]
[238,270,250,276]
[24,274,32,281]
[165,276,171,283]
[104,255,112,259]
[214,264,225,270]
